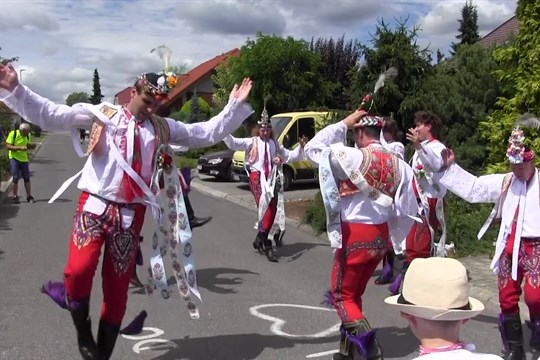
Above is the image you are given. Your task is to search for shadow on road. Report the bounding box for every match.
[150,333,340,360]
[276,241,326,262]
[0,203,20,231]
[31,158,60,165]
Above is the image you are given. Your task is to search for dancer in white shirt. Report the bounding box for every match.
[440,115,540,360]
[223,105,307,262]
[0,62,253,360]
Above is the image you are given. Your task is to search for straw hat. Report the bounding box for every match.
[384,257,484,321]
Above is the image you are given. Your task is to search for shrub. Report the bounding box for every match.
[180,97,211,120]
[303,191,498,257]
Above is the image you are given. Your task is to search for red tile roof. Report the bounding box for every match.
[478,15,519,48]
[114,87,132,106]
[163,48,240,107]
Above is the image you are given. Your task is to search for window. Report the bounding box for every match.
[282,117,315,149]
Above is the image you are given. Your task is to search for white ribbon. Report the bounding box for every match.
[146,144,201,319]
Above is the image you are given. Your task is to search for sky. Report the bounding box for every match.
[1,0,517,104]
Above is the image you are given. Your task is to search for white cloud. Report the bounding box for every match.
[1,0,518,104]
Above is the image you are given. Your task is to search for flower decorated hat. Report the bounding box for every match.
[506,113,540,164]
[258,97,271,128]
[139,71,178,101]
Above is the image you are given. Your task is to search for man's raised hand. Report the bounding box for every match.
[229,78,252,103]
[0,63,19,92]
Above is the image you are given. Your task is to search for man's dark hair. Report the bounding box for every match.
[414,111,443,139]
[356,126,381,139]
[383,117,400,140]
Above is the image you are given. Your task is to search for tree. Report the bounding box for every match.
[410,44,500,173]
[0,47,18,65]
[348,17,434,133]
[189,91,201,123]
[212,33,333,121]
[89,69,104,105]
[65,92,90,106]
[480,0,540,172]
[309,35,362,109]
[451,0,480,55]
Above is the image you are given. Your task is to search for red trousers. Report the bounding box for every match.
[64,192,146,325]
[331,222,389,323]
[498,228,540,318]
[249,171,277,233]
[405,197,440,262]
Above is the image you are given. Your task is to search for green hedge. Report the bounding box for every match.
[304,191,498,258]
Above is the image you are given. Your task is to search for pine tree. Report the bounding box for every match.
[451,0,480,55]
[189,91,200,123]
[89,69,104,105]
[480,0,540,172]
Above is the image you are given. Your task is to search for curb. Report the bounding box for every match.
[190,179,329,244]
[0,138,45,204]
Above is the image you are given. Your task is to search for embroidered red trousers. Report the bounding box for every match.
[64,192,146,325]
[498,224,540,318]
[331,222,389,323]
[249,171,277,233]
[405,197,440,262]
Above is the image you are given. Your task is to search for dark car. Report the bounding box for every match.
[197,149,235,181]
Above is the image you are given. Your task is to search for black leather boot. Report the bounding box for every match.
[273,229,284,248]
[97,320,120,360]
[333,318,383,360]
[130,266,144,288]
[263,237,277,262]
[499,313,526,360]
[70,299,98,360]
[253,231,265,254]
[184,194,212,229]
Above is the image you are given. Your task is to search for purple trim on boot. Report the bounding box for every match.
[375,258,394,285]
[388,273,403,295]
[526,319,540,346]
[499,313,510,354]
[120,310,147,335]
[322,290,334,307]
[40,281,80,311]
[347,328,378,359]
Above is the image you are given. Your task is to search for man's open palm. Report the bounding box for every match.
[229,78,252,103]
[0,63,19,92]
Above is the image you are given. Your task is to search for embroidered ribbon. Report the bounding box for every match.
[257,163,286,233]
[318,147,343,248]
[145,144,201,319]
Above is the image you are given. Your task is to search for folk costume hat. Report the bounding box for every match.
[352,114,385,129]
[258,98,271,128]
[385,257,484,321]
[138,71,178,101]
[506,113,540,164]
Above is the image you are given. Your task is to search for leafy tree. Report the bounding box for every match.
[89,69,104,105]
[410,44,500,173]
[309,35,362,109]
[212,33,332,121]
[451,0,480,55]
[480,0,540,172]
[65,92,90,106]
[348,17,434,133]
[179,96,211,122]
[189,91,201,123]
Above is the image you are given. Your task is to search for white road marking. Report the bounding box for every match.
[306,349,339,358]
[249,303,340,338]
[121,327,164,340]
[122,326,177,354]
[133,339,176,354]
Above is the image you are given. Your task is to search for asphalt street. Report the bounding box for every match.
[0,133,534,359]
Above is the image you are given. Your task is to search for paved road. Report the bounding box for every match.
[0,133,538,359]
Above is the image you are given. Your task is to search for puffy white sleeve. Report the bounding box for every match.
[167,98,253,148]
[223,134,252,151]
[277,142,305,163]
[304,121,347,167]
[440,163,506,203]
[417,141,446,172]
[0,84,94,131]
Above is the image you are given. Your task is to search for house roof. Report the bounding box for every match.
[163,48,240,107]
[0,101,14,114]
[478,15,519,48]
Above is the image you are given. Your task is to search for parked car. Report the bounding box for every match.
[197,149,235,181]
[231,111,333,191]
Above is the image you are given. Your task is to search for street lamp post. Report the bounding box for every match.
[19,69,25,82]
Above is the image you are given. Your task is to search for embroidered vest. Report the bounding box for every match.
[86,105,170,155]
[247,136,280,165]
[339,147,400,199]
